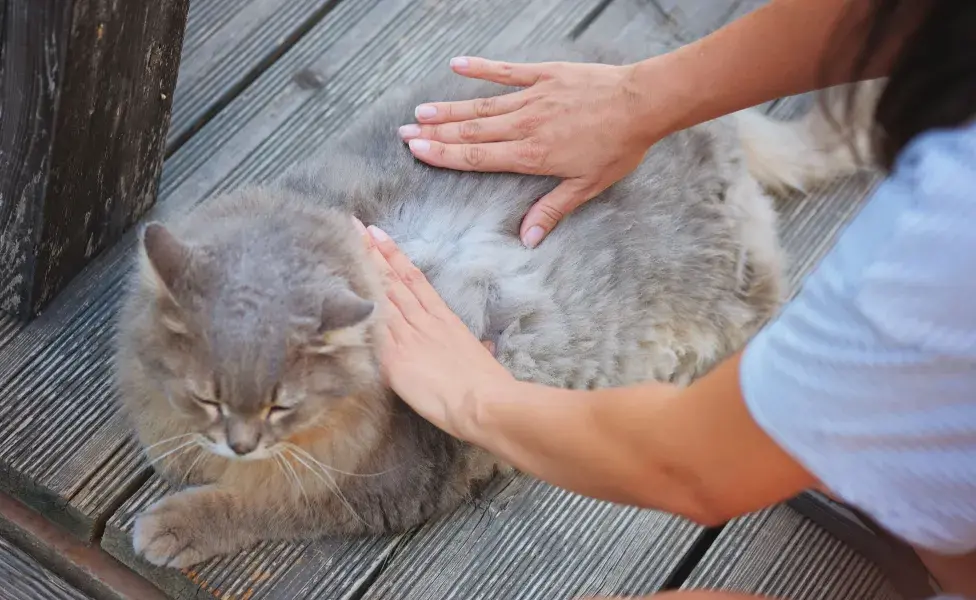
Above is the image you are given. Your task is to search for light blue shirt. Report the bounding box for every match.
[741,121,976,562]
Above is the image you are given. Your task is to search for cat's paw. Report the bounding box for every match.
[133,491,222,569]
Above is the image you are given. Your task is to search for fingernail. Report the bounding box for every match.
[522,226,545,248]
[450,57,470,70]
[352,216,367,235]
[408,138,430,154]
[415,105,437,119]
[398,124,421,139]
[367,225,390,243]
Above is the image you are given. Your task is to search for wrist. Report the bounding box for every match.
[623,52,701,144]
[458,376,522,447]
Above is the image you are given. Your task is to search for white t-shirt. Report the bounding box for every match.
[741,121,976,562]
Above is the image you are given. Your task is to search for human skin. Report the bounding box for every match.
[398,0,907,247]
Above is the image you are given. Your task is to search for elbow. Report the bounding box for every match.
[682,503,729,528]
[631,464,732,528]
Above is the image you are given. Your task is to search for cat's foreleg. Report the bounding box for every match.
[132,483,365,568]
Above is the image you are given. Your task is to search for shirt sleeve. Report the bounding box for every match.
[740,122,976,556]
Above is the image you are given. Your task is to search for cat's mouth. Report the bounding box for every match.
[201,438,276,462]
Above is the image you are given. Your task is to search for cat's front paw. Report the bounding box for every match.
[133,490,224,568]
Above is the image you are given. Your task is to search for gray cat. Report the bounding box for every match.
[114,41,875,568]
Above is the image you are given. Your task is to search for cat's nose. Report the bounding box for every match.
[228,439,258,456]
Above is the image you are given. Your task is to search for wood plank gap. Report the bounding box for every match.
[0,492,167,600]
[87,468,153,545]
[342,532,419,600]
[569,0,618,40]
[164,0,344,158]
[659,524,726,591]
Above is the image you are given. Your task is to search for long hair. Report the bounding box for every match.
[824,0,976,171]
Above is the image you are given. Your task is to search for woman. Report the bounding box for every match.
[358,1,976,598]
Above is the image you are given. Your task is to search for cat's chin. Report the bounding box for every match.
[200,439,276,462]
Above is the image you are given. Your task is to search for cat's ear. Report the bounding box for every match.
[139,221,190,298]
[318,287,375,334]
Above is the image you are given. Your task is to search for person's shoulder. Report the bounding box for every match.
[892,119,976,202]
[855,120,976,353]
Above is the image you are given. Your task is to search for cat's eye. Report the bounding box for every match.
[192,395,220,409]
[266,405,294,418]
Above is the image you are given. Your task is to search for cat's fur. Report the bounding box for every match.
[114,41,876,568]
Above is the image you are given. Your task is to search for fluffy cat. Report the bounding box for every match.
[114,41,875,568]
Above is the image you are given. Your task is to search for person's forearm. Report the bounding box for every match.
[631,0,904,140]
[466,352,817,525]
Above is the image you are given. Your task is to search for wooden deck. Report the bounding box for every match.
[0,1,926,599]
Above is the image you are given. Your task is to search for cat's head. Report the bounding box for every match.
[127,209,384,462]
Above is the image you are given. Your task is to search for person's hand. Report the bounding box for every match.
[398,56,666,248]
[353,218,515,440]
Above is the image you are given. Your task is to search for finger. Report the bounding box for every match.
[519,179,597,248]
[360,227,427,321]
[366,225,450,318]
[449,57,544,87]
[407,138,545,175]
[398,112,527,144]
[352,216,369,241]
[413,89,529,125]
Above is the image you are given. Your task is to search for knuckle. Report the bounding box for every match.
[515,141,547,170]
[402,265,427,285]
[463,145,487,167]
[474,97,496,118]
[515,114,544,134]
[536,202,565,223]
[458,120,481,142]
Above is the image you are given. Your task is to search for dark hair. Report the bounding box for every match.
[826,0,976,171]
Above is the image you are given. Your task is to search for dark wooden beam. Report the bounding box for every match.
[0,0,189,320]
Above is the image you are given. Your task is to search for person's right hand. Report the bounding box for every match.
[398,56,668,248]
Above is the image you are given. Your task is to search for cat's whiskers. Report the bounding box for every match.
[281,440,395,477]
[274,451,309,505]
[282,447,365,525]
[142,433,199,454]
[146,435,206,467]
[178,448,207,489]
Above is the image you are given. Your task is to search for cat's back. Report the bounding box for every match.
[279,40,783,386]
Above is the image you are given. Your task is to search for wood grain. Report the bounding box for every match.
[360,476,702,600]
[168,0,341,148]
[0,535,92,600]
[0,0,189,320]
[684,506,903,600]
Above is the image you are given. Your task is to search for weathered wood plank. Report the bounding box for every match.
[652,0,744,42]
[0,0,189,320]
[0,535,92,600]
[684,506,902,600]
[361,476,701,600]
[168,0,340,148]
[577,0,680,50]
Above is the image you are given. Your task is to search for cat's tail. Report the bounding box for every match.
[734,79,885,194]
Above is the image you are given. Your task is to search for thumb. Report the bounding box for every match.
[520,179,594,248]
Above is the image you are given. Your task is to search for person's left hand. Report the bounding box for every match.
[353,218,515,441]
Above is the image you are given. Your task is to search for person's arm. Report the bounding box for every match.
[467,352,817,526]
[402,0,914,247]
[358,220,816,526]
[631,0,900,136]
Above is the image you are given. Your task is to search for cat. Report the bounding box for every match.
[114,40,878,569]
